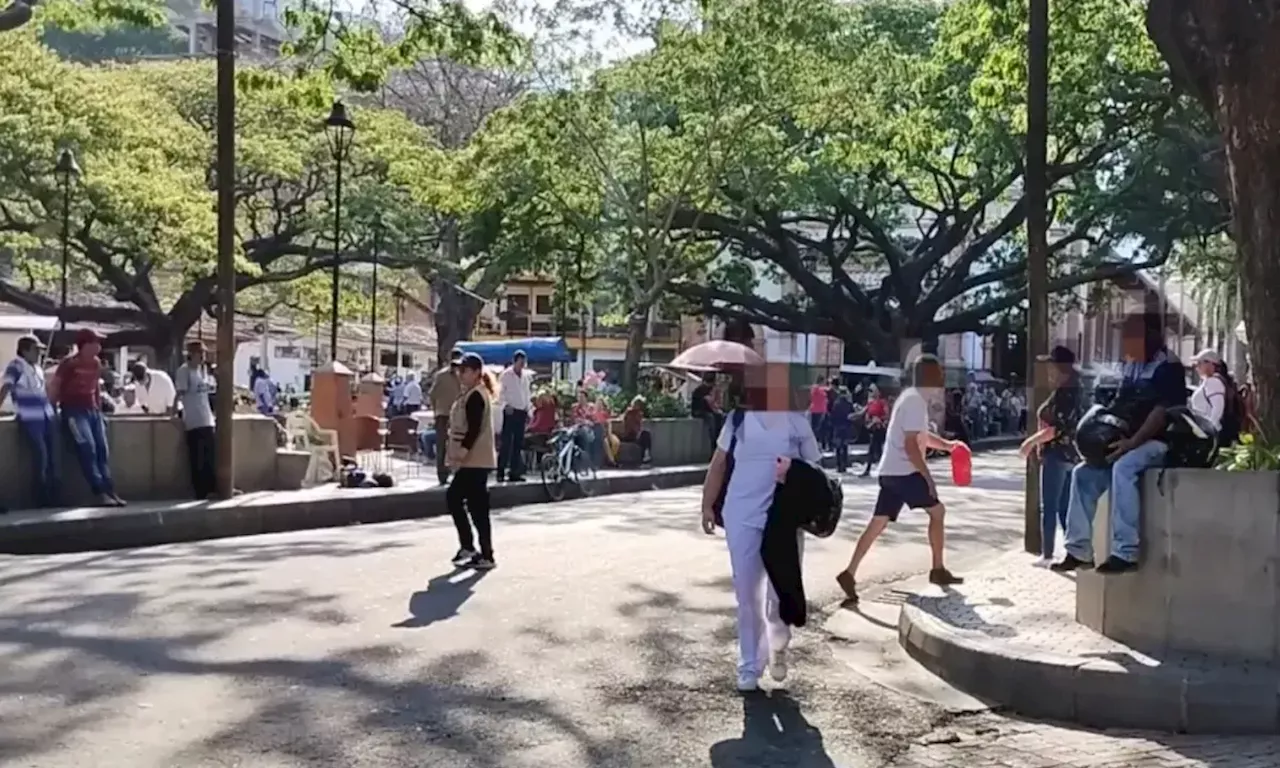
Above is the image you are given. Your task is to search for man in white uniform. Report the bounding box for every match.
[836,355,963,604]
[496,350,533,482]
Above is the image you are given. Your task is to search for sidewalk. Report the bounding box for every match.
[0,434,1021,555]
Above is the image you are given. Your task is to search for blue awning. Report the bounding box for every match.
[453,337,573,365]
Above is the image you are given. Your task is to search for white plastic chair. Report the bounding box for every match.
[285,411,341,486]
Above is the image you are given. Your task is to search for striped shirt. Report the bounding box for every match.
[3,357,55,421]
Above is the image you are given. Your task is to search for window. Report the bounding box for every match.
[275,345,301,359]
[379,350,398,368]
[535,293,553,316]
[507,294,530,333]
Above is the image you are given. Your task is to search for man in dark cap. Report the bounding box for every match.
[427,348,464,485]
[1019,345,1083,566]
[1,334,59,507]
[1053,312,1185,574]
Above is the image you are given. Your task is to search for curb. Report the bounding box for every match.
[0,467,707,555]
[898,597,1280,734]
[2,436,1022,555]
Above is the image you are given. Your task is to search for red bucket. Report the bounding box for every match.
[950,442,973,487]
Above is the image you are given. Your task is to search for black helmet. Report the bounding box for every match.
[1164,406,1219,468]
[1075,404,1131,468]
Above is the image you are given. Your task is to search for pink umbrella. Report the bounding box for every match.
[671,340,764,369]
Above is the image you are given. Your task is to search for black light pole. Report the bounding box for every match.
[54,148,80,334]
[369,215,381,373]
[1023,0,1049,555]
[324,100,355,364]
[393,294,401,372]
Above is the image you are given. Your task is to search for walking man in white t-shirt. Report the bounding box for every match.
[835,355,964,604]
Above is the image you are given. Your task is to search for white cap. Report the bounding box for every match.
[1192,349,1222,365]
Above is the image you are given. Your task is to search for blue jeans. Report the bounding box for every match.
[833,434,850,473]
[62,408,114,496]
[497,408,528,479]
[419,430,437,460]
[1039,449,1073,558]
[1064,439,1168,563]
[18,416,59,506]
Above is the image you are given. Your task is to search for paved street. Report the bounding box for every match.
[2,450,1276,767]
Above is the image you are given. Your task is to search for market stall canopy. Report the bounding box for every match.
[453,337,573,365]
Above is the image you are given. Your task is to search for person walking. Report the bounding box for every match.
[175,341,217,500]
[700,363,821,692]
[427,348,463,485]
[446,353,498,570]
[836,356,963,604]
[51,328,124,507]
[1018,346,1082,566]
[1,334,60,507]
[829,386,855,473]
[860,385,889,477]
[497,350,533,482]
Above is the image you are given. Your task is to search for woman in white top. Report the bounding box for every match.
[1189,349,1228,429]
[700,363,821,692]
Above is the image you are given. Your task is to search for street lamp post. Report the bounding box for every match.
[393,294,401,372]
[323,100,356,364]
[1023,0,1050,555]
[369,215,381,375]
[53,148,80,334]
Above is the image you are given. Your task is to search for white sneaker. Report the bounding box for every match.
[768,649,789,682]
[452,548,477,567]
[736,672,759,692]
[1032,556,1053,568]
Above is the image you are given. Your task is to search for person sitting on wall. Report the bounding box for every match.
[1052,311,1187,575]
[619,395,653,465]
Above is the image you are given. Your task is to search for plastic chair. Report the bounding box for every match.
[285,411,341,486]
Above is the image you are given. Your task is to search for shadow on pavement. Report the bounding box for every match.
[393,568,489,628]
[709,691,837,768]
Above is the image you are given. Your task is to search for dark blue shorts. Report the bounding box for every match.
[873,473,940,521]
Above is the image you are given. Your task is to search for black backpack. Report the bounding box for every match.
[1215,374,1242,446]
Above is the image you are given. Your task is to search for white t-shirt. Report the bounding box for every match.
[137,369,176,414]
[878,388,931,477]
[1190,374,1227,429]
[716,411,821,530]
[175,363,216,430]
[499,367,533,411]
[403,379,423,407]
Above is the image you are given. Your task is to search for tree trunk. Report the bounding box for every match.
[1223,119,1280,436]
[621,310,648,392]
[431,278,481,368]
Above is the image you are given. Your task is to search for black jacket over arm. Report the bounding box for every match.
[762,460,843,628]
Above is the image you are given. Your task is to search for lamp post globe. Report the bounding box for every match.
[54,148,80,334]
[323,100,355,363]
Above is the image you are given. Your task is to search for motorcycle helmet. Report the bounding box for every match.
[1074,404,1131,468]
[1163,406,1219,468]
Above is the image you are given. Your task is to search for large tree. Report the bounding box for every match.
[0,33,445,363]
[661,0,1201,363]
[1145,1,1280,435]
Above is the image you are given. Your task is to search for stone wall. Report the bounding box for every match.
[1077,468,1280,662]
[0,414,298,509]
[608,417,713,466]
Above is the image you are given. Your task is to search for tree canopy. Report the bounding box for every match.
[0,30,450,359]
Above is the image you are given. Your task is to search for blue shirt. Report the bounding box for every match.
[3,357,55,421]
[1117,350,1186,427]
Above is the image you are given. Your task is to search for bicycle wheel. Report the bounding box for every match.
[569,446,598,495]
[540,453,566,502]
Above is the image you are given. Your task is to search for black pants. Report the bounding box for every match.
[435,416,451,484]
[186,426,216,499]
[497,408,528,480]
[447,467,493,557]
[864,428,886,473]
[622,429,652,460]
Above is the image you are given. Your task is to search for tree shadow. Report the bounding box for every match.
[393,568,489,628]
[709,691,837,768]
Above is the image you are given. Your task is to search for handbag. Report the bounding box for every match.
[712,409,745,528]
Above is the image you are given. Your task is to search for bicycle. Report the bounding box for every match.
[539,427,598,501]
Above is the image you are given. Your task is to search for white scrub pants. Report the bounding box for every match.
[725,521,803,677]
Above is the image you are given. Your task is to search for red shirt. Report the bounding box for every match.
[56,354,102,410]
[528,401,557,434]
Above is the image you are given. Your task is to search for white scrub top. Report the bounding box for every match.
[717,410,822,530]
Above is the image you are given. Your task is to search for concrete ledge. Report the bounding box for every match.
[898,552,1280,734]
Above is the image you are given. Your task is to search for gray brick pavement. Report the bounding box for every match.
[891,715,1280,767]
